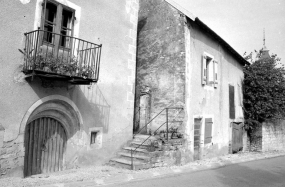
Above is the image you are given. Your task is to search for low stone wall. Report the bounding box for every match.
[0,138,25,177]
[249,125,262,152]
[262,121,285,151]
[248,121,285,152]
[150,139,192,167]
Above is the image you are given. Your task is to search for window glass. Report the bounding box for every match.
[60,9,73,47]
[44,2,57,43]
[206,58,214,85]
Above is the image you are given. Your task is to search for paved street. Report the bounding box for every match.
[105,156,285,187]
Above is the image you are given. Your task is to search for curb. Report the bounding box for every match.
[43,152,285,187]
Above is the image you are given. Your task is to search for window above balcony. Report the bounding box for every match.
[22,0,102,85]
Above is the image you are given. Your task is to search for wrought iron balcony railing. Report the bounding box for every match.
[22,29,102,84]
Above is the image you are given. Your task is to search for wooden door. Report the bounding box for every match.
[24,117,67,177]
[232,122,243,153]
[194,118,202,160]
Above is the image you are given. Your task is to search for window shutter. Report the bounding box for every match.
[229,85,235,119]
[40,0,47,30]
[202,55,207,85]
[204,118,212,144]
[214,60,218,88]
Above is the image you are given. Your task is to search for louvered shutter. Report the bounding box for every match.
[214,60,218,88]
[202,55,207,85]
[204,118,213,144]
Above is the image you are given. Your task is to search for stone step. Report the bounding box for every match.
[130,141,151,149]
[123,146,149,153]
[122,146,151,157]
[118,152,151,161]
[133,134,157,143]
[109,158,152,170]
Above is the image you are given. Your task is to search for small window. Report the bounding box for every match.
[202,53,218,88]
[204,118,213,144]
[90,131,98,145]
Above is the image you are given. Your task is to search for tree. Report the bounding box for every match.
[243,52,285,132]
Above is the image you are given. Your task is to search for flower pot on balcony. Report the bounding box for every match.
[43,66,51,72]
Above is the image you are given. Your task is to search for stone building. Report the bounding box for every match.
[135,0,249,161]
[0,0,138,177]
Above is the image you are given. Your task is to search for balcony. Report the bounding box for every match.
[22,29,102,85]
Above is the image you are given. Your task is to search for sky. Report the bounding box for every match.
[172,0,285,63]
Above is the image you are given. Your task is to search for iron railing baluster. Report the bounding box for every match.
[22,29,102,83]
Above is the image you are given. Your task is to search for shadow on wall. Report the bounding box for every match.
[138,17,147,34]
[78,84,110,133]
[27,78,110,134]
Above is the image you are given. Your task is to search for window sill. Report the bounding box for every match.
[203,85,215,91]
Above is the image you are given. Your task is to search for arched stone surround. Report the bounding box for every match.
[20,95,83,138]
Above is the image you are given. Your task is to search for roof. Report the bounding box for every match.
[164,0,196,21]
[195,18,250,66]
[165,0,250,66]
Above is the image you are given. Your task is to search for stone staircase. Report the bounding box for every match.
[109,134,186,170]
[109,134,155,170]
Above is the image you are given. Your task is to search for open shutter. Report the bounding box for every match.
[213,60,218,88]
[202,55,207,85]
[204,118,213,144]
[229,85,235,119]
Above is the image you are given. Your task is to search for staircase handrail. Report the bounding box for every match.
[133,108,166,138]
[131,107,183,170]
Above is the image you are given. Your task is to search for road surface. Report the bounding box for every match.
[105,156,285,187]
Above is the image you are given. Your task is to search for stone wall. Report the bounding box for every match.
[0,138,24,177]
[262,121,285,151]
[249,125,262,152]
[248,121,285,152]
[136,0,186,131]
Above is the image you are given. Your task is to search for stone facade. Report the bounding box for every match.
[0,0,139,177]
[136,0,186,132]
[136,0,248,162]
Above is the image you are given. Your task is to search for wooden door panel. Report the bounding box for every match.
[232,122,243,153]
[194,118,202,161]
[24,117,66,177]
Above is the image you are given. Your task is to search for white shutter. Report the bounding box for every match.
[214,60,218,88]
[202,55,207,85]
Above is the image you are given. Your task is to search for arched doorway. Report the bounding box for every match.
[21,95,83,177]
[24,117,67,177]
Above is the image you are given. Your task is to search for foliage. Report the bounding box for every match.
[243,53,285,131]
[20,49,94,79]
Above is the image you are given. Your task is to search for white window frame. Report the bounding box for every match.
[34,0,81,38]
[202,52,218,88]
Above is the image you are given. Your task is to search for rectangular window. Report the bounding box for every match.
[204,118,213,144]
[206,58,214,85]
[41,0,75,48]
[229,85,235,119]
[90,131,98,145]
[202,53,218,88]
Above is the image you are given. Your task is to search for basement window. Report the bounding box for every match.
[90,131,98,145]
